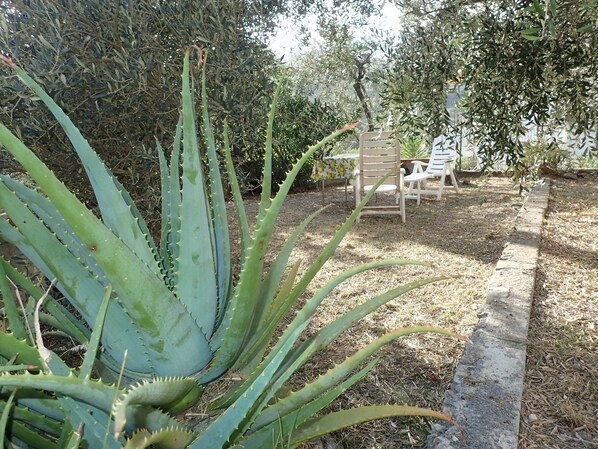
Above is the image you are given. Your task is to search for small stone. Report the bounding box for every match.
[528,413,538,423]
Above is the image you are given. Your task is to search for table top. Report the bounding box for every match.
[311,154,358,181]
[402,158,430,163]
[311,154,430,182]
[326,153,358,160]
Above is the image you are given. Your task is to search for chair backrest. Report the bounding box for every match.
[358,131,400,189]
[425,135,457,175]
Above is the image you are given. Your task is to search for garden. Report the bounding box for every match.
[0,1,596,448]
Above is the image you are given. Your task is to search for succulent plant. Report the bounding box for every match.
[0,49,463,448]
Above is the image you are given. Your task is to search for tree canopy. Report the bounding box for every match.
[1,0,385,202]
[385,0,597,168]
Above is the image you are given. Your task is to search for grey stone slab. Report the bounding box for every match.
[427,181,550,449]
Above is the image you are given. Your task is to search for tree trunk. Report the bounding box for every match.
[353,54,374,131]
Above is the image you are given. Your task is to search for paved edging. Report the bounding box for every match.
[426,181,550,449]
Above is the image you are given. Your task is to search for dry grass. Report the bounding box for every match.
[519,172,598,449]
[230,174,522,448]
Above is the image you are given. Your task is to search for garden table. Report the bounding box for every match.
[311,153,358,203]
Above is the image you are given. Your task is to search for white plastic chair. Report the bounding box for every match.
[404,135,460,202]
[354,131,406,223]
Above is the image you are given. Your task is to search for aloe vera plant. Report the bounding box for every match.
[0,49,464,448]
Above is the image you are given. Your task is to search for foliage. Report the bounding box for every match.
[0,0,279,203]
[385,0,597,172]
[287,9,397,131]
[271,84,349,191]
[568,153,598,169]
[228,75,350,192]
[400,134,428,158]
[511,138,571,186]
[382,13,460,138]
[0,52,463,448]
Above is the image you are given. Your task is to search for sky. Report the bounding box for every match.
[269,3,402,58]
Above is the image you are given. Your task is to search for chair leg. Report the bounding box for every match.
[437,173,446,200]
[407,181,415,196]
[355,186,362,223]
[449,167,460,193]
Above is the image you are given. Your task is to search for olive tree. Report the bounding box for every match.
[384,0,597,171]
[1,0,285,206]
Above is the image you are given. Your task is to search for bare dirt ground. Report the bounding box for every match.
[232,174,522,448]
[519,172,598,449]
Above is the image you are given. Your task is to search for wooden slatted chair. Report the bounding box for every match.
[355,131,406,223]
[404,135,460,201]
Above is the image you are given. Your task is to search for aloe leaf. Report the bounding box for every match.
[200,67,232,327]
[0,329,43,369]
[0,125,211,376]
[157,140,174,278]
[113,378,202,438]
[265,172,392,337]
[222,122,250,269]
[1,174,105,284]
[279,276,448,381]
[3,61,159,274]
[232,337,323,441]
[1,258,89,345]
[256,82,281,225]
[190,323,307,448]
[200,123,359,383]
[0,255,27,340]
[230,260,301,374]
[210,284,324,411]
[63,423,83,449]
[4,418,59,449]
[58,397,122,449]
[228,170,393,374]
[259,122,359,236]
[2,353,123,449]
[254,207,327,328]
[0,364,33,372]
[287,405,456,448]
[123,428,197,449]
[0,374,116,411]
[217,259,424,409]
[167,117,183,272]
[175,50,218,338]
[0,372,182,440]
[254,326,464,430]
[0,400,63,435]
[9,395,64,423]
[43,352,182,442]
[208,123,248,344]
[234,359,378,448]
[230,206,327,363]
[0,389,16,439]
[79,285,112,379]
[0,186,156,373]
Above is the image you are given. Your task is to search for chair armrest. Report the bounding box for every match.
[411,161,428,172]
[353,169,361,189]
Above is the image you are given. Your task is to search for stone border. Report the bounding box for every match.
[427,181,550,449]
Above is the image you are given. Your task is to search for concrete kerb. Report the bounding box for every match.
[426,181,550,449]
